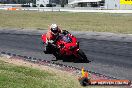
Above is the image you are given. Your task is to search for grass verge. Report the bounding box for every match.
[0,57,126,88]
[0,10,132,34]
[0,57,81,88]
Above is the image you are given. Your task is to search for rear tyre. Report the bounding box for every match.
[78,49,89,62]
[53,52,62,60]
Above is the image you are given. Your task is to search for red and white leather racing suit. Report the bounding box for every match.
[45,26,62,43]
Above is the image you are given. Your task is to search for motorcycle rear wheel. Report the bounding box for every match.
[53,52,63,60]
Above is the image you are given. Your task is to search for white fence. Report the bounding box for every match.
[0,7,132,13]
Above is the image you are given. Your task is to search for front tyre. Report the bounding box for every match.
[78,49,89,62]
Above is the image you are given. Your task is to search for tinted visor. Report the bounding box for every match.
[51,28,58,33]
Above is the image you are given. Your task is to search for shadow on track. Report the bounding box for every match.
[52,56,91,63]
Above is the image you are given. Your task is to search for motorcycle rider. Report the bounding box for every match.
[43,24,69,53]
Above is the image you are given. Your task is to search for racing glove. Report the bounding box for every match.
[48,40,54,44]
[62,30,69,35]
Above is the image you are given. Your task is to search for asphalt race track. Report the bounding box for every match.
[0,30,132,80]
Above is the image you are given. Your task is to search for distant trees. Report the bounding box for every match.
[0,0,68,6]
[17,0,30,4]
[60,0,68,7]
[0,0,10,4]
[11,0,36,4]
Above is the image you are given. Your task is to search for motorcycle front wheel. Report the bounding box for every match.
[77,49,89,62]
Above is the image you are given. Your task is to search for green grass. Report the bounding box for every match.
[0,10,132,34]
[0,58,126,88]
[0,59,80,88]
[0,11,132,33]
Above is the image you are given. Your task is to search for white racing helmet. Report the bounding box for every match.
[50,24,59,35]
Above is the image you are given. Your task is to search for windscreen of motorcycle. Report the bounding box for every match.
[60,35,72,43]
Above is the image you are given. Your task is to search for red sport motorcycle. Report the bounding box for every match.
[41,33,89,62]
